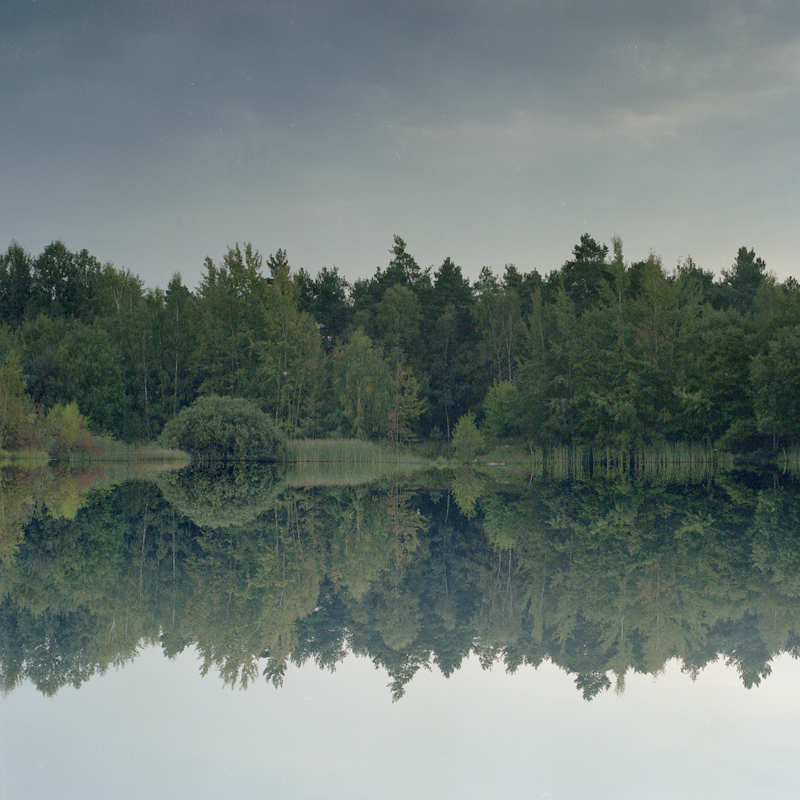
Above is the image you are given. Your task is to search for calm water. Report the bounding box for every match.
[2,462,800,798]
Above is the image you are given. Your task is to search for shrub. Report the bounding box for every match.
[452,412,485,463]
[47,402,95,455]
[159,395,289,462]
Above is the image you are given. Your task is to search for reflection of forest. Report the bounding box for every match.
[2,465,800,700]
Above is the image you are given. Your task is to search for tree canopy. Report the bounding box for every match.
[2,234,798,453]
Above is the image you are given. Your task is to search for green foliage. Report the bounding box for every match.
[387,362,426,446]
[452,412,485,462]
[22,316,129,439]
[751,324,800,444]
[375,284,421,365]
[46,401,95,454]
[159,395,289,461]
[31,242,104,321]
[0,350,33,450]
[483,381,520,437]
[330,329,391,439]
[192,244,267,398]
[258,261,324,436]
[722,246,767,314]
[296,265,352,347]
[1,234,798,455]
[0,242,33,325]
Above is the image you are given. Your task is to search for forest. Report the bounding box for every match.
[1,234,799,453]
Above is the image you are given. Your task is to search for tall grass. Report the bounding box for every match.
[527,442,727,483]
[781,446,800,478]
[51,437,189,465]
[527,445,589,481]
[286,438,428,486]
[288,438,423,464]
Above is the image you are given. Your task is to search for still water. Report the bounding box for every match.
[2,462,800,798]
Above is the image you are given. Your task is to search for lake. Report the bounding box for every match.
[2,461,800,798]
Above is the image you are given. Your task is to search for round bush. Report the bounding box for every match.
[159,395,289,462]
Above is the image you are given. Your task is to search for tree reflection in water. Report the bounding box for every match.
[2,463,800,701]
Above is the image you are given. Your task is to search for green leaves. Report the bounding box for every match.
[751,324,800,444]
[159,395,289,462]
[451,412,485,462]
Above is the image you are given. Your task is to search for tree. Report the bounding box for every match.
[557,234,611,314]
[387,362,426,446]
[691,314,760,447]
[751,324,800,446]
[21,317,128,439]
[629,254,677,371]
[93,264,153,439]
[30,241,102,321]
[384,235,428,291]
[296,265,352,347]
[423,258,481,439]
[330,329,391,439]
[192,244,267,397]
[374,284,422,367]
[46,401,94,454]
[0,350,32,450]
[483,381,521,437]
[0,242,33,325]
[474,267,528,384]
[163,273,196,420]
[722,247,767,315]
[259,259,324,436]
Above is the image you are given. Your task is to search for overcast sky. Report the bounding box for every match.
[3,0,799,291]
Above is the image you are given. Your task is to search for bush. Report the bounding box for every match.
[159,395,289,462]
[47,401,95,455]
[452,412,485,463]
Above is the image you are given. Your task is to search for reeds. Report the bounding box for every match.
[52,437,189,464]
[285,438,428,486]
[780,446,800,478]
[527,442,726,483]
[527,444,589,481]
[288,438,420,464]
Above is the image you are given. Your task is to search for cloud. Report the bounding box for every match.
[2,0,798,286]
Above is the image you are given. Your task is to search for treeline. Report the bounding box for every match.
[2,234,799,449]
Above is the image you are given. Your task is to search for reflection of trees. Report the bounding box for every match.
[0,468,37,567]
[7,469,800,700]
[155,463,286,529]
[0,477,185,694]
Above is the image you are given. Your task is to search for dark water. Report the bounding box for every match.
[3,463,800,797]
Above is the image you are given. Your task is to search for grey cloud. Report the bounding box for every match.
[2,0,798,286]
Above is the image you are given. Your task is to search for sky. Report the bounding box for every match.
[2,0,799,292]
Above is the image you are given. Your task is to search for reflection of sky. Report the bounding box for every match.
[4,647,800,798]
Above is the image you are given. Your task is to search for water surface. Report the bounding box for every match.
[2,463,800,797]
